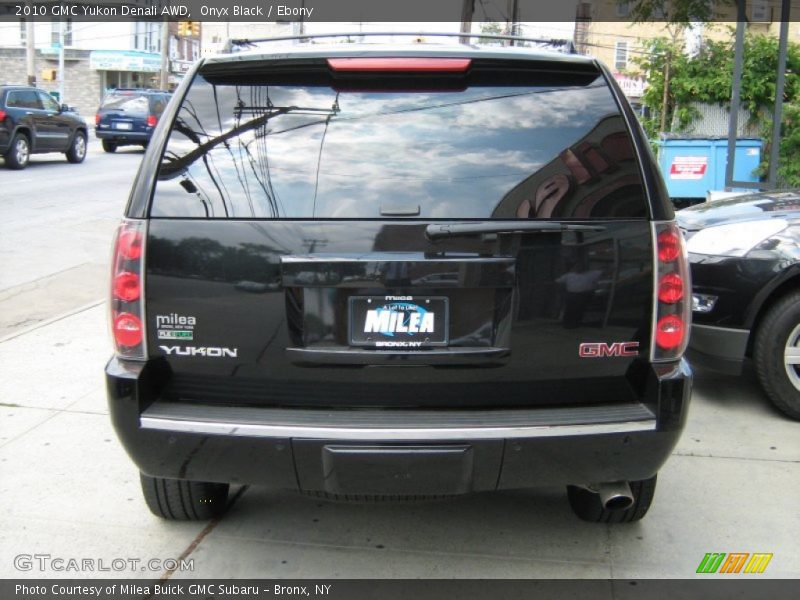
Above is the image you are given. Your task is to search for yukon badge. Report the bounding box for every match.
[160,345,238,358]
[579,342,639,358]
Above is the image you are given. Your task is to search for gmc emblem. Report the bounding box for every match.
[579,342,640,358]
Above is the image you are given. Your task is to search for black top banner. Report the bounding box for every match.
[0,0,796,23]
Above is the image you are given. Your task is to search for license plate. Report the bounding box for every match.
[349,296,448,348]
[114,122,132,130]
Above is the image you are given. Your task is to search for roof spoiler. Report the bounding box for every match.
[222,31,576,55]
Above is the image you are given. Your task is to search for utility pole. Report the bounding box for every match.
[459,0,474,45]
[159,19,170,90]
[660,49,671,134]
[58,18,65,103]
[25,14,35,86]
[507,0,519,46]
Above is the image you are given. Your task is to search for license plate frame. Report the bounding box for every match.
[349,295,449,348]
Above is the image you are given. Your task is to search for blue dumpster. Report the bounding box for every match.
[656,137,762,201]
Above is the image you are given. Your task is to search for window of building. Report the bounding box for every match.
[51,19,73,46]
[615,41,629,71]
[616,2,630,17]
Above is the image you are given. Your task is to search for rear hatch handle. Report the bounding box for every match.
[425,221,605,240]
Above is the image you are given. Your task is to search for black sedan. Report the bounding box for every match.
[677,189,800,419]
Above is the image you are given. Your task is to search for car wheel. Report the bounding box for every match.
[139,473,229,520]
[754,291,800,419]
[4,133,30,169]
[567,475,657,523]
[65,131,87,163]
[102,140,117,153]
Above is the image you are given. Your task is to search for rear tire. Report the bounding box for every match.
[4,133,30,169]
[139,473,229,520]
[567,475,657,523]
[754,291,800,420]
[102,140,117,153]
[65,131,87,163]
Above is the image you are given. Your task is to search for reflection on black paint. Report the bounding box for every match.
[148,235,281,285]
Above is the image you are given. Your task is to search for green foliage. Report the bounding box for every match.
[758,102,800,187]
[478,22,503,44]
[625,0,731,24]
[633,32,800,183]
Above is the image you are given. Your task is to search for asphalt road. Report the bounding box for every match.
[0,140,798,583]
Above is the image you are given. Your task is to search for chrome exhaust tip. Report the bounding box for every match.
[595,481,634,511]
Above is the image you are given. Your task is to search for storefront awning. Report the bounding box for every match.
[90,50,161,73]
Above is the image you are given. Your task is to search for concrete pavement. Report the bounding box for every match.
[0,139,798,582]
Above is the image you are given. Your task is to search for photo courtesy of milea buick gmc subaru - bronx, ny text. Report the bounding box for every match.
[105,36,693,523]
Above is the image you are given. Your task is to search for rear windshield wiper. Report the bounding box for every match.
[426,222,606,240]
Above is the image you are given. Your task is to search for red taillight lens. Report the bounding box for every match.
[657,230,681,262]
[95,113,100,126]
[113,272,140,302]
[110,220,146,359]
[658,273,684,304]
[0,109,7,122]
[146,114,157,127]
[118,230,142,260]
[655,315,685,349]
[652,222,691,361]
[327,57,472,72]
[113,313,143,348]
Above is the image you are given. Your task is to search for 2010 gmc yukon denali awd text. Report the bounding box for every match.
[106,40,692,523]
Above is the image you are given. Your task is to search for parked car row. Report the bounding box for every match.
[1,85,170,169]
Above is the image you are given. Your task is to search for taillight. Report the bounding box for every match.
[95,113,100,126]
[651,222,691,360]
[658,273,684,304]
[0,109,7,122]
[146,114,157,127]
[327,57,472,72]
[110,220,147,359]
[656,230,680,262]
[655,315,685,349]
[113,313,143,348]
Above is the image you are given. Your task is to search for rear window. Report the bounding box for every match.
[101,92,149,114]
[151,61,647,220]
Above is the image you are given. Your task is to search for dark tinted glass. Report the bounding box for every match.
[7,90,43,110]
[152,69,647,220]
[101,92,149,114]
[38,91,60,111]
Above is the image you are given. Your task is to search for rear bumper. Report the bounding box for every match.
[107,357,692,494]
[687,323,750,375]
[95,130,150,143]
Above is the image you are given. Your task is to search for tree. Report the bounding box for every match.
[624,0,731,25]
[633,32,800,186]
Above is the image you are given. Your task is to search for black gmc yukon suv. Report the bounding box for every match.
[106,41,692,523]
